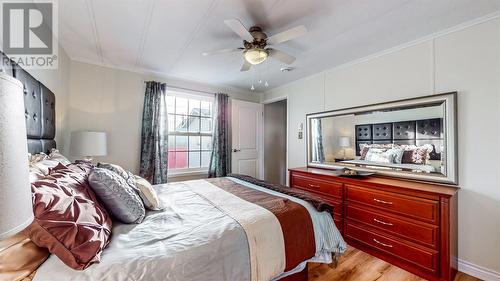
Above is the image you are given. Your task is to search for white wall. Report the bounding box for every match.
[65,61,260,174]
[25,43,71,151]
[262,17,500,277]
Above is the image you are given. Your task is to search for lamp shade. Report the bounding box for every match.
[70,131,107,157]
[338,136,351,148]
[0,74,34,239]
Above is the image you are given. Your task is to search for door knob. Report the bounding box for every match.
[232,149,241,152]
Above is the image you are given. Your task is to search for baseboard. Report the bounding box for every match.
[458,259,500,281]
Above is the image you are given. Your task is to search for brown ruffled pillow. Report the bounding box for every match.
[26,163,112,270]
[398,145,433,164]
[359,145,370,160]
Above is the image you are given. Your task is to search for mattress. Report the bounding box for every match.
[33,177,346,281]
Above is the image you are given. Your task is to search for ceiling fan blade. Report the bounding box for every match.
[266,25,307,45]
[202,48,243,56]
[224,19,254,42]
[268,49,296,65]
[240,60,251,71]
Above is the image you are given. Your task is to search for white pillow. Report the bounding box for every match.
[134,175,164,211]
[28,152,48,163]
[48,149,71,165]
[365,148,395,164]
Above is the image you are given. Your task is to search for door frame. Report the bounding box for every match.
[231,99,264,179]
[261,96,289,185]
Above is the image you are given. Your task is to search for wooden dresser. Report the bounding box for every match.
[289,167,458,281]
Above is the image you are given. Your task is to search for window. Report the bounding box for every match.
[166,91,213,174]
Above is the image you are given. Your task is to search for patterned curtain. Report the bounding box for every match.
[208,93,230,178]
[312,118,325,163]
[139,81,168,184]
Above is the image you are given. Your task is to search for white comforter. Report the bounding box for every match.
[34,178,346,281]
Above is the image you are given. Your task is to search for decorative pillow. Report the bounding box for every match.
[29,167,46,183]
[386,147,405,164]
[359,144,393,160]
[28,152,48,164]
[365,148,394,164]
[89,168,146,223]
[28,150,71,175]
[97,162,136,189]
[411,147,432,164]
[0,232,49,281]
[27,163,112,270]
[29,158,59,175]
[399,145,433,164]
[359,145,370,160]
[401,150,414,164]
[134,175,164,210]
[48,149,71,165]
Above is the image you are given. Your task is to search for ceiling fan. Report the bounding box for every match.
[202,19,307,71]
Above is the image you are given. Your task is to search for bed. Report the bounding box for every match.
[32,176,346,281]
[7,51,346,281]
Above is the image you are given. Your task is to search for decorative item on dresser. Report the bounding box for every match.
[289,167,458,281]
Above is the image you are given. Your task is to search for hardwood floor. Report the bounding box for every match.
[308,246,481,281]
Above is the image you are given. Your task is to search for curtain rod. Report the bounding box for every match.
[143,81,215,95]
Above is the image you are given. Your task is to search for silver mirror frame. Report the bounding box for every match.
[306,92,458,185]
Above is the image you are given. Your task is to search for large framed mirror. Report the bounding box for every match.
[307,92,457,184]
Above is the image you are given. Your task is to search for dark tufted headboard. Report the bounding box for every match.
[355,118,443,160]
[1,51,57,154]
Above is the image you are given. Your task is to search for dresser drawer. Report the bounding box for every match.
[346,185,439,224]
[345,222,438,274]
[291,174,343,199]
[346,205,438,249]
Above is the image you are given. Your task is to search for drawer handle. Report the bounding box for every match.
[308,184,320,188]
[373,238,393,248]
[373,218,394,226]
[373,198,393,205]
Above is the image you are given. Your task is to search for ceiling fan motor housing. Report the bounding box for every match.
[245,26,268,47]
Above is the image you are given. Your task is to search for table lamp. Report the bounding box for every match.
[338,136,351,160]
[0,74,34,240]
[70,131,107,162]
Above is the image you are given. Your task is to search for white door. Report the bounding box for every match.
[231,100,263,179]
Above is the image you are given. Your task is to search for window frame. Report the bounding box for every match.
[166,90,214,177]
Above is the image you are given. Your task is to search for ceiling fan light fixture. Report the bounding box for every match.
[244,48,268,65]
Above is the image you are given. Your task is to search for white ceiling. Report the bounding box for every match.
[59,0,500,92]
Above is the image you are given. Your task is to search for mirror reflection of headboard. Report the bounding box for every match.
[1,51,56,154]
[355,118,443,160]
